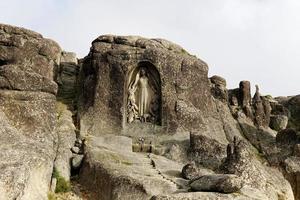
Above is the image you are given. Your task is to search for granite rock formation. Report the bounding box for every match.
[78,35,212,136]
[0,24,61,200]
[53,102,77,181]
[0,24,299,200]
[76,35,296,199]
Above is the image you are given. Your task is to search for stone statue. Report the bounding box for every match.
[127,67,159,123]
[127,86,138,123]
[133,68,150,118]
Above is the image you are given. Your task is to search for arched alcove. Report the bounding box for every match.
[125,61,162,125]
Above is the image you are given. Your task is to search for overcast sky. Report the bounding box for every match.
[1,0,299,96]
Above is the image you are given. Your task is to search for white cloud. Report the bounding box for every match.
[0,0,299,96]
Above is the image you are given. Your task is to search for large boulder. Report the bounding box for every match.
[78,35,216,136]
[270,115,289,131]
[181,162,214,180]
[190,174,243,193]
[209,75,227,102]
[0,24,60,82]
[189,132,227,170]
[181,163,199,180]
[0,24,61,200]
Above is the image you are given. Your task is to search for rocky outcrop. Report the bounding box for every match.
[209,75,227,102]
[221,138,294,199]
[284,157,300,200]
[239,81,251,108]
[0,102,55,200]
[76,35,296,200]
[287,96,300,130]
[253,86,272,128]
[55,51,79,110]
[278,95,300,131]
[78,35,213,136]
[189,133,227,170]
[0,25,298,200]
[0,24,60,89]
[0,24,61,199]
[229,80,253,119]
[272,95,300,199]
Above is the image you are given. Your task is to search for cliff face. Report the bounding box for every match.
[0,24,61,200]
[0,23,299,200]
[78,35,212,136]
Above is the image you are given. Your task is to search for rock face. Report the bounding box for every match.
[55,51,79,110]
[54,102,77,181]
[79,135,187,200]
[0,24,60,93]
[189,133,227,170]
[0,24,61,199]
[77,37,248,191]
[274,95,300,200]
[78,35,212,136]
[209,75,227,102]
[284,157,300,200]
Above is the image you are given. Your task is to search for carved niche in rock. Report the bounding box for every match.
[126,61,162,125]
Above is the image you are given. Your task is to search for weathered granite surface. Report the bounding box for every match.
[0,23,61,200]
[54,102,77,181]
[78,35,215,136]
[55,51,79,110]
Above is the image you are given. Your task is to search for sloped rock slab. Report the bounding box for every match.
[78,135,276,200]
[80,135,182,200]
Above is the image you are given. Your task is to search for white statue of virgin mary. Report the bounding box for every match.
[130,68,153,121]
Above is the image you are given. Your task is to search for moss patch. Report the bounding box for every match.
[52,167,71,193]
[48,192,56,200]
